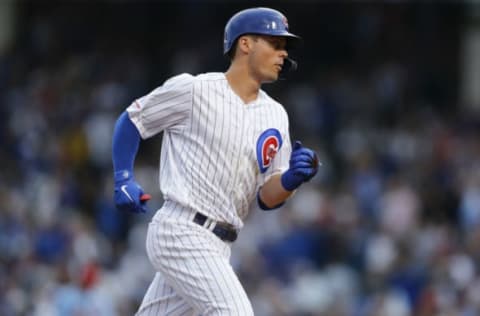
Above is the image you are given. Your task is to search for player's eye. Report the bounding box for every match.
[264,37,286,50]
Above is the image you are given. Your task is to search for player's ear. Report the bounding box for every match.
[237,35,256,54]
[237,36,248,54]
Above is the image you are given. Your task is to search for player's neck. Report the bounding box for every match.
[225,64,260,104]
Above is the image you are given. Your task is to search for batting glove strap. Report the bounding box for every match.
[281,170,304,191]
[114,169,133,183]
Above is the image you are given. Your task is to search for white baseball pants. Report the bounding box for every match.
[136,203,254,316]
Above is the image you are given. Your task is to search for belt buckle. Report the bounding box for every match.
[204,217,216,230]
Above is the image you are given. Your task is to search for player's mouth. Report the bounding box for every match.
[274,64,283,72]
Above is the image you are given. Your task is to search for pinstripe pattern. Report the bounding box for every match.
[128,72,291,228]
[128,72,291,315]
[137,204,253,316]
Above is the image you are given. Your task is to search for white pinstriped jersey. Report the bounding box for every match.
[127,72,291,229]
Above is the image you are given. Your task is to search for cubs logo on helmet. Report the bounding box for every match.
[282,16,289,29]
[256,128,283,173]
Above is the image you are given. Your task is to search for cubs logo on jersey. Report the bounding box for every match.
[256,128,283,173]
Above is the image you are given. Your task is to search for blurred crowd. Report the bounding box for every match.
[1,2,479,316]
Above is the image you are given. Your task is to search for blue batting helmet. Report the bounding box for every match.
[223,7,301,56]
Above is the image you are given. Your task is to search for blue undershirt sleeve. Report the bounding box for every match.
[112,111,141,175]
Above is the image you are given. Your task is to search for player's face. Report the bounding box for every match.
[248,35,288,83]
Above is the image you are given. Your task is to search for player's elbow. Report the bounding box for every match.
[257,191,285,211]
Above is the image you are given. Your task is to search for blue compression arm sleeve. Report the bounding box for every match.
[112,111,141,174]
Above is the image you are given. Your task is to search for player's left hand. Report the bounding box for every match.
[281,141,319,191]
[114,171,151,213]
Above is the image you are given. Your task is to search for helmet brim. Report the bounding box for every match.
[250,32,302,51]
[284,33,302,51]
[224,32,302,57]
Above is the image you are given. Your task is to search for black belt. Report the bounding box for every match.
[193,212,238,242]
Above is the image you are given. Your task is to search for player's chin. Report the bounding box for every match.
[263,71,280,83]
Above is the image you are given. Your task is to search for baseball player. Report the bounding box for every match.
[112,7,319,315]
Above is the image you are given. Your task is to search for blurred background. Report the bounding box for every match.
[1,1,480,315]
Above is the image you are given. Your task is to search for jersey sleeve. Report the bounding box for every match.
[126,73,194,139]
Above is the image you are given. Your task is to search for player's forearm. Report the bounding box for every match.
[112,111,141,174]
[258,173,294,209]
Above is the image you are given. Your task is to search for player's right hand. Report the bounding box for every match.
[281,140,319,191]
[114,172,151,213]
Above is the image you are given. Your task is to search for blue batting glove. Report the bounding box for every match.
[114,170,151,213]
[281,141,320,191]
